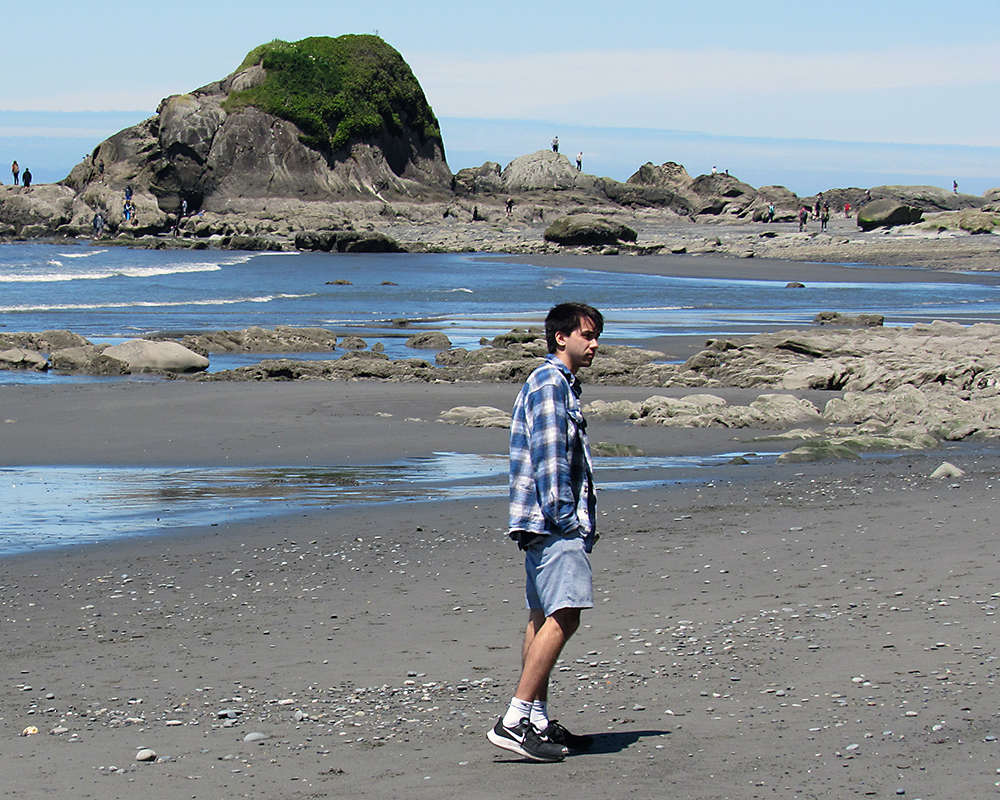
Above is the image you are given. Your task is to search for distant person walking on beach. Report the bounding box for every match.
[767,203,775,223]
[11,161,19,185]
[551,136,559,153]
[576,152,583,171]
[798,207,808,232]
[92,213,105,238]
[487,302,602,763]
[22,168,31,188]
[821,204,830,231]
[844,202,851,218]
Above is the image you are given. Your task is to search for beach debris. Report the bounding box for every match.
[21,726,39,736]
[437,405,510,428]
[135,748,157,762]
[930,461,965,479]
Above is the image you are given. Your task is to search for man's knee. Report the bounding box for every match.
[550,607,581,638]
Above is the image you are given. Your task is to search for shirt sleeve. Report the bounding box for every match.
[523,377,580,536]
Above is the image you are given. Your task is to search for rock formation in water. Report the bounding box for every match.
[60,35,451,226]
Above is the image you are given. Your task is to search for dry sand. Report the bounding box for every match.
[2,254,999,799]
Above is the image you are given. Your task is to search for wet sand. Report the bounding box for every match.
[1,254,999,799]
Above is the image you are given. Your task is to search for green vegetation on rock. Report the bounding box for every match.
[223,35,442,154]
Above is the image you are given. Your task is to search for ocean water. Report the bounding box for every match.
[3,242,1000,382]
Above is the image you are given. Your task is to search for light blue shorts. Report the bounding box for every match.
[524,533,594,615]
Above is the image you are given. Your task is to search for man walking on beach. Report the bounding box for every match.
[487,302,602,762]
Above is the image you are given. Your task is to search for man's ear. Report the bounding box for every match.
[552,330,568,350]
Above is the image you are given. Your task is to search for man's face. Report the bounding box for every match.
[555,316,600,374]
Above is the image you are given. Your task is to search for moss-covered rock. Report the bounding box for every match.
[224,35,442,157]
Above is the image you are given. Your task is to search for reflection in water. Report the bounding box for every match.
[0,450,776,556]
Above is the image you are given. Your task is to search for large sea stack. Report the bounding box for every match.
[61,35,452,226]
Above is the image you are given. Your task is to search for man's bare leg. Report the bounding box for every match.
[515,607,580,703]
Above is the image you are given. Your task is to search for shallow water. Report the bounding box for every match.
[4,243,1000,382]
[0,450,779,557]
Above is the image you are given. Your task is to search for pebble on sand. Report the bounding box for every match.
[135,748,157,762]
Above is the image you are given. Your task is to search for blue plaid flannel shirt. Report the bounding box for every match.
[508,355,597,550]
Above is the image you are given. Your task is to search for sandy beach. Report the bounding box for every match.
[2,252,999,799]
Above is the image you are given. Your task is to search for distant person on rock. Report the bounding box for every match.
[551,136,559,153]
[92,213,105,238]
[798,207,808,232]
[953,180,958,194]
[767,203,775,223]
[711,165,717,174]
[506,197,514,216]
[576,152,583,171]
[22,168,31,188]
[11,160,19,185]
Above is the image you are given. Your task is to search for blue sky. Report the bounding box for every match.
[3,0,999,195]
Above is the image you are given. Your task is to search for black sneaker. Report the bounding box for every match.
[538,720,594,754]
[487,717,565,762]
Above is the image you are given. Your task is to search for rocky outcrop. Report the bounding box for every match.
[501,151,594,193]
[0,330,91,351]
[438,406,511,428]
[103,340,209,373]
[294,230,407,252]
[170,326,339,354]
[453,162,504,195]
[689,173,758,217]
[58,35,452,235]
[626,161,693,192]
[405,332,452,350]
[813,312,884,327]
[914,209,1000,235]
[543,214,638,246]
[0,185,80,238]
[868,185,984,212]
[856,199,924,230]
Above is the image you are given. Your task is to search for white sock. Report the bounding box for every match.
[530,700,549,730]
[502,697,534,729]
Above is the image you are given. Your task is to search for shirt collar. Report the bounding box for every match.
[544,353,582,395]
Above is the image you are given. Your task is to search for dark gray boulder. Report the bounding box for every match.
[454,162,504,195]
[689,173,758,216]
[857,199,924,230]
[405,331,452,350]
[626,161,693,191]
[543,214,638,246]
[813,311,884,327]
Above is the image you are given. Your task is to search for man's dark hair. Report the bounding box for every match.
[545,302,604,353]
